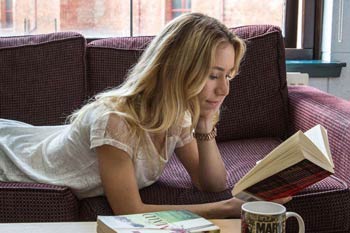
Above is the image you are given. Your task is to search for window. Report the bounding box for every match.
[0,0,320,59]
[166,0,191,21]
[1,0,13,28]
[284,0,323,59]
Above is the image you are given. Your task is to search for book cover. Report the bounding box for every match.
[232,124,334,201]
[97,210,220,233]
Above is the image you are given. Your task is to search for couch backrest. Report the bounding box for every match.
[218,25,289,141]
[0,32,86,125]
[87,36,154,96]
[87,25,289,141]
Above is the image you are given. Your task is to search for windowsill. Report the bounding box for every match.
[286,60,347,77]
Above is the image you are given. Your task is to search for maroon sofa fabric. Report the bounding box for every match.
[0,32,87,125]
[86,36,153,96]
[0,182,79,222]
[218,25,289,142]
[285,176,350,233]
[288,85,350,186]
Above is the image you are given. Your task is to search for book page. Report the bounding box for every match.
[235,131,303,187]
[233,143,307,196]
[301,148,334,173]
[304,125,334,167]
[242,131,301,178]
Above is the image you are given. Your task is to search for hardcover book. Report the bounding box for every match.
[96,210,220,233]
[232,124,334,201]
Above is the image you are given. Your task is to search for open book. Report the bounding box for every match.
[232,124,334,201]
[97,210,220,233]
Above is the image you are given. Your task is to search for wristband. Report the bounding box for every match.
[193,127,217,141]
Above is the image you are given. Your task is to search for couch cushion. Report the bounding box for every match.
[285,176,350,233]
[217,25,288,141]
[0,182,79,222]
[86,36,153,96]
[0,32,86,125]
[86,25,288,141]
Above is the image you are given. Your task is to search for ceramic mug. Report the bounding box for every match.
[241,201,305,233]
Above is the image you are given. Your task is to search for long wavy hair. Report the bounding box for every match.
[69,13,246,150]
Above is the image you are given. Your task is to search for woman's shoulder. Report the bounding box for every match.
[168,111,192,136]
[83,103,128,128]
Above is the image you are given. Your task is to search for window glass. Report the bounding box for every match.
[1,0,13,28]
[169,0,191,23]
[172,0,181,9]
[0,0,284,37]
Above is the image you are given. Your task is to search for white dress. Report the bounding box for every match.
[0,105,193,199]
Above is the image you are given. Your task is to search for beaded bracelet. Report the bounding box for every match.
[193,127,217,141]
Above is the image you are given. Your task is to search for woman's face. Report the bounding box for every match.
[198,42,236,118]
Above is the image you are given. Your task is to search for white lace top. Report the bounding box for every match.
[0,105,193,199]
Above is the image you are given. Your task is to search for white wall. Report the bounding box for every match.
[310,0,350,100]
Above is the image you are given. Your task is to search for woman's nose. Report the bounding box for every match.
[216,78,229,96]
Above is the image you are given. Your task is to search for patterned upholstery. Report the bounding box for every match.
[0,32,85,222]
[0,182,79,222]
[0,32,86,125]
[285,176,350,233]
[218,25,288,141]
[86,36,153,96]
[288,85,350,186]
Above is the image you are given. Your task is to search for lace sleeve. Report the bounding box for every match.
[175,111,194,148]
[90,112,134,159]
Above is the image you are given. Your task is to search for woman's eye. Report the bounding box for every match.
[209,75,218,80]
[209,74,234,81]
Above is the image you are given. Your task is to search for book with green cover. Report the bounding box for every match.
[96,210,220,233]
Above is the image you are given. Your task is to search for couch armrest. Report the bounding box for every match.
[0,182,79,223]
[288,85,350,185]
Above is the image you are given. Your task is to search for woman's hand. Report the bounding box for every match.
[272,196,293,205]
[196,109,219,134]
[210,196,293,219]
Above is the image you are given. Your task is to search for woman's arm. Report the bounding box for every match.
[175,138,227,192]
[96,144,242,218]
[175,112,227,192]
[97,144,291,218]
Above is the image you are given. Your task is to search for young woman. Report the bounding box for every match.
[0,13,290,219]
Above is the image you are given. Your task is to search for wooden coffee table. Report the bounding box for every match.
[0,219,241,233]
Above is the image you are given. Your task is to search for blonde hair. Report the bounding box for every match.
[69,13,245,149]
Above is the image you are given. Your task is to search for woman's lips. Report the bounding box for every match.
[206,100,221,108]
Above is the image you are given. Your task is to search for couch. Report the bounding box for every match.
[1,25,350,233]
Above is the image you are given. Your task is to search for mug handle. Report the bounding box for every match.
[286,212,305,233]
